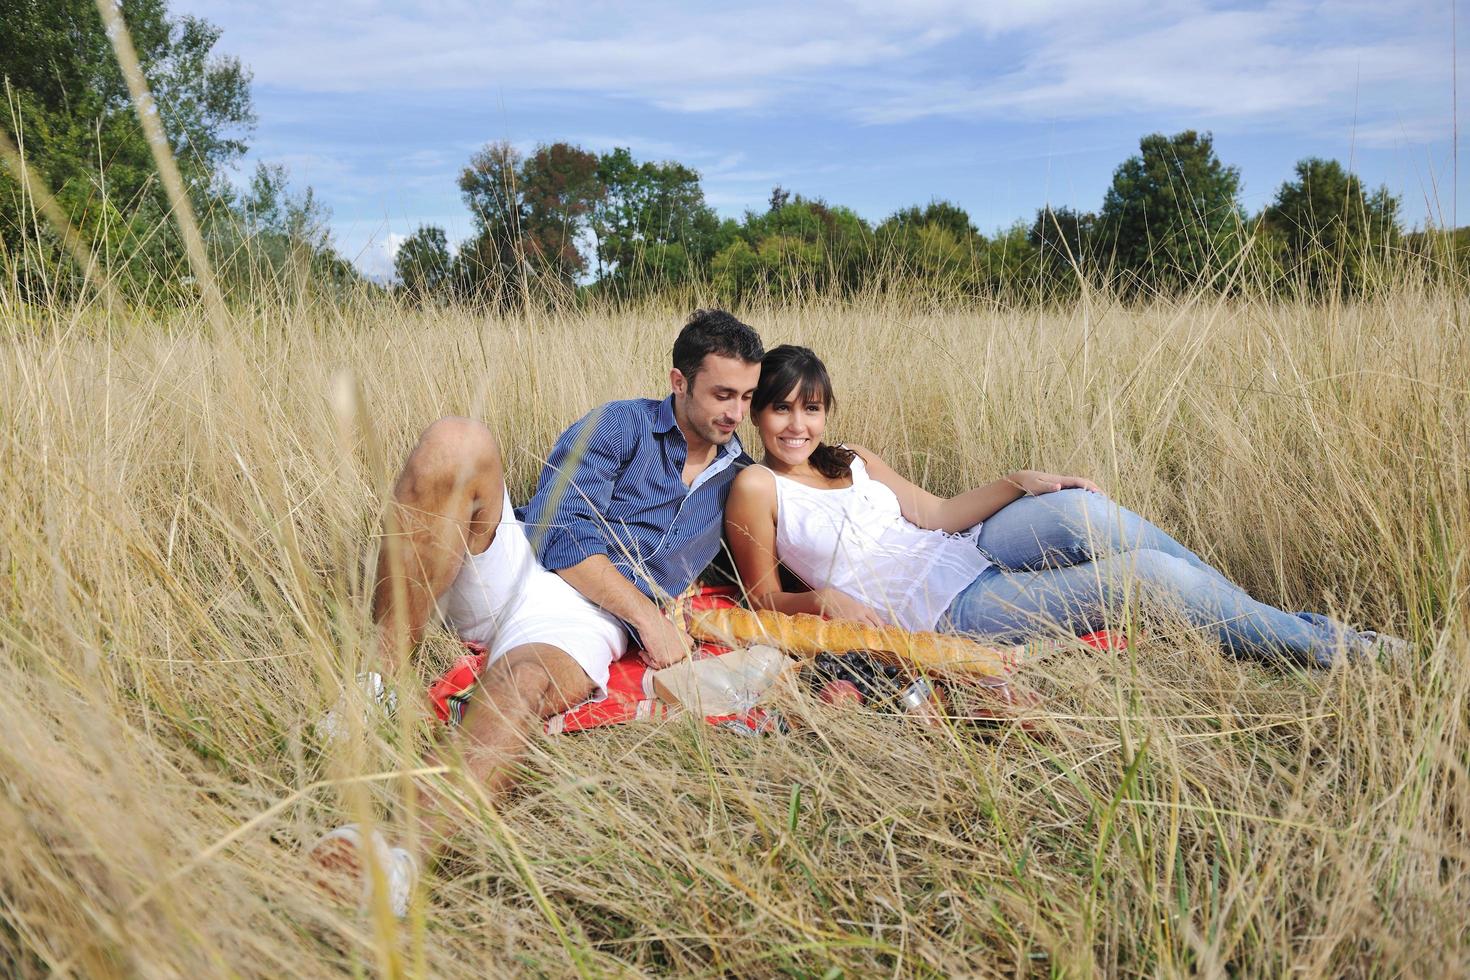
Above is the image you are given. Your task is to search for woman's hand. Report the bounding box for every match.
[816,588,889,627]
[1006,469,1102,497]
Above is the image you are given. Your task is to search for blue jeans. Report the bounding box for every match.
[942,490,1363,667]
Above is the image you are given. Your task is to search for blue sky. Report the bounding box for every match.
[173,0,1460,279]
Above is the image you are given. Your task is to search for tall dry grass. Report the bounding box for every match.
[1,285,1467,976]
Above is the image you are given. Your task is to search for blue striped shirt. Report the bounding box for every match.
[517,395,746,603]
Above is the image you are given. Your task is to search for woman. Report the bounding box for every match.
[724,345,1404,667]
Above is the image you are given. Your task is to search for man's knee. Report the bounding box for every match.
[481,646,594,720]
[405,417,501,489]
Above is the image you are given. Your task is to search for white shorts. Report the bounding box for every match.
[439,490,628,702]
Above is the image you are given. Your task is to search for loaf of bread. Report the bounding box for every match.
[687,607,1020,678]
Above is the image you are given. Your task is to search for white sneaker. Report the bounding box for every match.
[309,823,419,919]
[315,672,399,745]
[1358,631,1414,666]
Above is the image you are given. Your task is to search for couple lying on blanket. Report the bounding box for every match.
[310,308,1407,917]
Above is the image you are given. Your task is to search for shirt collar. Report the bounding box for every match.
[690,432,743,493]
[653,394,678,435]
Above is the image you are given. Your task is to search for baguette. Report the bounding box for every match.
[687,607,1020,678]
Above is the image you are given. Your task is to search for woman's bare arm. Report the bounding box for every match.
[852,446,1100,533]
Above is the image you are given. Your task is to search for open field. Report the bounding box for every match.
[1,289,1467,976]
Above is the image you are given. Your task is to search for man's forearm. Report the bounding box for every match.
[555,554,666,632]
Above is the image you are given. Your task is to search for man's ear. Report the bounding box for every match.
[670,367,688,397]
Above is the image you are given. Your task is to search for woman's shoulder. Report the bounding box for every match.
[730,461,777,496]
[727,462,778,527]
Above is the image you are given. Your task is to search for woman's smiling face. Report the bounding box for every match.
[756,383,828,469]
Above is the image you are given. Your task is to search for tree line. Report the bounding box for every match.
[398,129,1424,305]
[1,0,1458,311]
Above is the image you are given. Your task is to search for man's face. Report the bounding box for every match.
[671,354,761,450]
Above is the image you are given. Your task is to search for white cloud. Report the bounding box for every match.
[175,1,936,108]
[176,0,1447,139]
[1349,116,1454,148]
[170,0,1455,271]
[855,1,1442,125]
[562,134,688,160]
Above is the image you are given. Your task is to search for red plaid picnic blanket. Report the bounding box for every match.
[427,587,1125,735]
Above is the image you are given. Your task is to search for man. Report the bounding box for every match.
[312,309,764,915]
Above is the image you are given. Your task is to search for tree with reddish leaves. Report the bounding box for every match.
[521,143,602,287]
[456,140,600,302]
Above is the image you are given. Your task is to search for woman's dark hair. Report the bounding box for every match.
[752,345,855,480]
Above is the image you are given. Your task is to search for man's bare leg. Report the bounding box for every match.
[373,416,505,675]
[312,417,507,908]
[313,644,595,897]
[314,420,600,908]
[411,643,596,861]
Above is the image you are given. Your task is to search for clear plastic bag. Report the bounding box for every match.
[652,644,789,715]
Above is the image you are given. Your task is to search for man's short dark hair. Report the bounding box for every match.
[672,309,764,383]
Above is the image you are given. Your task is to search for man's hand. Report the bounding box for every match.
[634,610,696,669]
[816,588,890,628]
[1006,469,1103,497]
[556,555,696,669]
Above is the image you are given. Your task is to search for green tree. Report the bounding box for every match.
[213,161,357,296]
[1,0,254,301]
[738,196,873,292]
[1403,225,1470,284]
[874,200,983,292]
[393,224,452,300]
[1029,206,1097,295]
[1261,157,1401,295]
[591,147,723,292]
[455,140,523,299]
[1096,130,1246,293]
[710,238,761,300]
[901,224,975,290]
[981,221,1043,301]
[884,200,977,241]
[234,162,330,249]
[754,234,827,295]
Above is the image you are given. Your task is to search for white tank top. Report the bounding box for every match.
[765,454,990,631]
